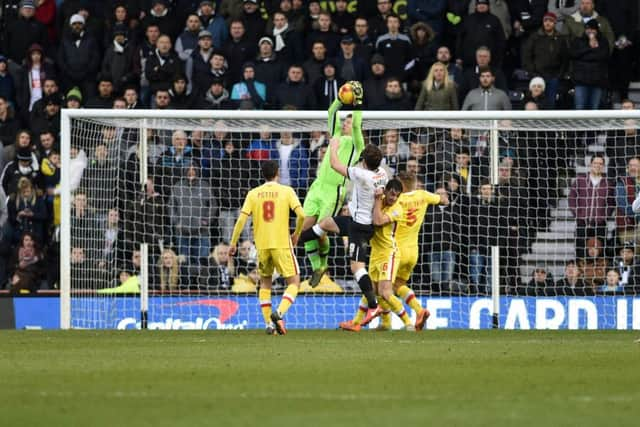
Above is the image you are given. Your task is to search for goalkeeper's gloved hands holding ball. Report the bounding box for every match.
[349,80,364,107]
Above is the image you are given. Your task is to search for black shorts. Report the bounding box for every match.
[333,216,374,263]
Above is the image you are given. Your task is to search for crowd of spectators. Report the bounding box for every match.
[0,0,640,296]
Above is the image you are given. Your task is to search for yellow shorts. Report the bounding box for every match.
[257,247,299,278]
[369,250,399,284]
[396,246,418,282]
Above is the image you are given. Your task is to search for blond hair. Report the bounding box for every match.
[159,249,179,291]
[423,62,452,92]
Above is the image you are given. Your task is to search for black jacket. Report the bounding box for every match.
[3,16,48,63]
[222,37,257,85]
[570,33,610,87]
[145,50,184,94]
[456,11,506,67]
[274,80,316,110]
[101,42,140,93]
[57,32,101,84]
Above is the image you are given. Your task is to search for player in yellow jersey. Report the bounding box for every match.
[344,172,448,331]
[380,172,449,330]
[352,178,412,330]
[229,161,305,335]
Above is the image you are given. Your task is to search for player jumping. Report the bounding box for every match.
[298,140,387,325]
[302,82,365,287]
[229,161,305,335]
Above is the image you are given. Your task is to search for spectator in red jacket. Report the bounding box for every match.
[569,154,616,258]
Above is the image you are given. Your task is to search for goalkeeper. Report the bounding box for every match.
[303,81,365,286]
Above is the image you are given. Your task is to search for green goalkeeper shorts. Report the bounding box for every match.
[303,180,345,221]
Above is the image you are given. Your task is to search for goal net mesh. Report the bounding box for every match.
[64,114,640,329]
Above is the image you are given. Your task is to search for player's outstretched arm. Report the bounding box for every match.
[329,137,348,178]
[328,98,343,137]
[349,81,365,152]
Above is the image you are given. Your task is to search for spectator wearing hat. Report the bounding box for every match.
[16,44,56,123]
[145,34,184,99]
[1,142,40,197]
[86,75,115,109]
[254,36,285,104]
[271,11,303,66]
[407,0,447,43]
[408,21,438,94]
[363,54,388,109]
[196,78,234,109]
[2,0,48,66]
[30,92,61,138]
[185,30,214,94]
[313,59,344,110]
[175,14,203,62]
[57,13,101,98]
[376,13,412,82]
[522,12,569,108]
[65,87,82,109]
[565,0,615,52]
[101,23,140,94]
[239,0,265,47]
[275,64,315,110]
[570,19,610,110]
[198,0,229,49]
[352,17,374,64]
[548,0,579,34]
[336,34,367,83]
[142,0,178,40]
[302,40,328,87]
[231,62,266,109]
[456,0,506,69]
[523,76,547,110]
[222,19,257,85]
[194,50,229,96]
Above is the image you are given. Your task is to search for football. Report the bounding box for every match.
[338,83,354,105]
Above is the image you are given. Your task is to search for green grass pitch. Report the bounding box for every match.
[1,331,638,426]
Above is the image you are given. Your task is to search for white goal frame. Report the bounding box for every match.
[60,108,640,330]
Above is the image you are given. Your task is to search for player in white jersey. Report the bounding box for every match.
[298,139,386,321]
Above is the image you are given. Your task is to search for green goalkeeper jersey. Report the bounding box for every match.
[315,99,365,187]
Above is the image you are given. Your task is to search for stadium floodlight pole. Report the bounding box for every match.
[60,109,72,329]
[139,120,149,329]
[490,119,500,329]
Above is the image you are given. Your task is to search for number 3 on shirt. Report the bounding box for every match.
[262,201,275,222]
[406,207,417,226]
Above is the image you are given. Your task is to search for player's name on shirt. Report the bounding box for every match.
[257,191,280,199]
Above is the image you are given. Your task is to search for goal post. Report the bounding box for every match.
[60,108,640,330]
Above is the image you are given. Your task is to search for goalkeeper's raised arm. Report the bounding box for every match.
[301,81,366,286]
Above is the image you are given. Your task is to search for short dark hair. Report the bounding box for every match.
[396,171,417,191]
[362,144,382,170]
[478,66,493,76]
[385,178,403,193]
[262,160,279,180]
[386,13,400,23]
[591,154,605,164]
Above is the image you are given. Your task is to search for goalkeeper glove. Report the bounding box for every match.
[349,81,364,107]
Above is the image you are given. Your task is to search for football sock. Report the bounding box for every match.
[277,284,299,317]
[397,285,422,314]
[378,298,392,329]
[258,288,272,326]
[352,296,368,325]
[354,268,377,308]
[304,239,322,271]
[319,236,330,270]
[384,294,411,326]
[299,225,325,245]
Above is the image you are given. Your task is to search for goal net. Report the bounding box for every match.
[60,109,640,330]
